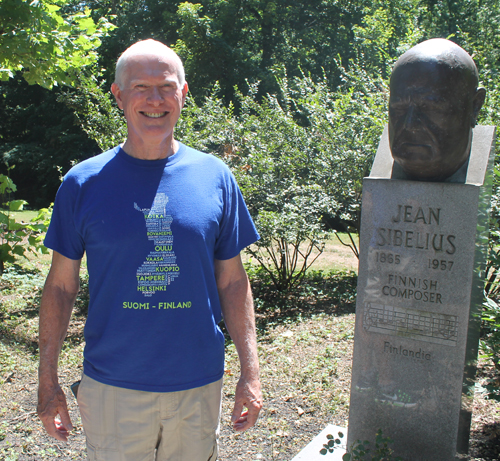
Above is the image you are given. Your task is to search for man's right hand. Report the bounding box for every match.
[37,252,81,442]
[37,380,73,442]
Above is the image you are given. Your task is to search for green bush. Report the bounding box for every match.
[175,70,385,291]
[0,173,51,274]
[480,296,500,401]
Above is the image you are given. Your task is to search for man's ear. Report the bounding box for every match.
[181,82,189,106]
[471,87,486,127]
[111,83,124,110]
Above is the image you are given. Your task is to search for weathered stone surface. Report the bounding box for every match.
[347,126,495,460]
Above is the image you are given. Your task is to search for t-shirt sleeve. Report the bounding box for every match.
[44,176,85,260]
[214,171,259,260]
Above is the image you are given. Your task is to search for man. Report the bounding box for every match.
[388,38,486,181]
[37,39,262,460]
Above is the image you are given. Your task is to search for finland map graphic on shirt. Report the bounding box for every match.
[134,193,180,297]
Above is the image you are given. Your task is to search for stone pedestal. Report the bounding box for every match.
[347,126,496,460]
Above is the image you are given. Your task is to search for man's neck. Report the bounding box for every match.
[121,138,178,160]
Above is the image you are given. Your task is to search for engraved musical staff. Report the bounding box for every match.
[363,302,458,346]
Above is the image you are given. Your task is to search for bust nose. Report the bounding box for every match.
[403,104,420,131]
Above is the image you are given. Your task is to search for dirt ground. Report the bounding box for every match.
[1,240,499,460]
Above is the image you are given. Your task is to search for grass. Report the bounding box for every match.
[220,310,356,460]
[243,232,359,274]
[1,234,499,460]
[0,235,358,460]
[8,210,41,222]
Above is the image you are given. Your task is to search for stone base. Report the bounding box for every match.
[291,425,347,461]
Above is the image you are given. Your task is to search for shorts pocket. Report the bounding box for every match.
[86,441,121,461]
[78,374,118,451]
[201,379,223,440]
[86,442,96,461]
[207,437,219,461]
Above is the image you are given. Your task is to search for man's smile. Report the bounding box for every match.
[141,112,167,118]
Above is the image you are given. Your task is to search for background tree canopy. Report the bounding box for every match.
[0,0,114,88]
[2,0,500,221]
[2,0,500,390]
[2,0,500,409]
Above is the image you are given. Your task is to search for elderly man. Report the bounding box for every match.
[37,39,262,460]
[389,38,486,181]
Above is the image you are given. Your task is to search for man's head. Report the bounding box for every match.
[111,40,188,159]
[388,38,486,181]
[114,39,185,90]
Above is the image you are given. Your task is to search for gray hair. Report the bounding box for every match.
[114,39,185,89]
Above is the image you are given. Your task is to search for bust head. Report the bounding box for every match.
[388,38,486,181]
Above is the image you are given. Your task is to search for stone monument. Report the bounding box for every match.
[347,39,496,460]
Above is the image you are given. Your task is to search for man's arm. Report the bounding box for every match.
[37,251,81,442]
[215,254,262,432]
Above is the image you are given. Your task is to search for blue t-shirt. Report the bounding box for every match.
[45,143,259,392]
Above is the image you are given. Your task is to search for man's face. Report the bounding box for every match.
[111,53,188,151]
[388,60,474,181]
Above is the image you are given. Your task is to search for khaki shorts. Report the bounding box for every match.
[77,374,222,461]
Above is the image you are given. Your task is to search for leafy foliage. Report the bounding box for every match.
[480,296,500,401]
[320,430,402,460]
[320,431,345,455]
[0,77,101,208]
[171,0,368,102]
[176,69,385,290]
[58,71,127,151]
[485,220,500,299]
[0,173,51,274]
[0,0,115,88]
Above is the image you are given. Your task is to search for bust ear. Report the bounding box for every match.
[471,87,486,127]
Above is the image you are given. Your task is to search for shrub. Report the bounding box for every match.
[0,173,51,274]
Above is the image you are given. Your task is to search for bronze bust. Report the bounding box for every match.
[388,38,486,181]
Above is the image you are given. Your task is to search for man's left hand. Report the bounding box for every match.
[231,376,263,431]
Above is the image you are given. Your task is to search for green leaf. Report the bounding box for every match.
[0,175,16,194]
[9,200,28,211]
[12,245,26,256]
[8,220,23,231]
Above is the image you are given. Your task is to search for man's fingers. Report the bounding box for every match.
[231,391,263,431]
[53,418,71,442]
[246,401,261,426]
[231,376,262,431]
[231,402,244,423]
[232,406,260,431]
[232,410,249,431]
[58,407,74,432]
[37,384,73,442]
[40,415,67,442]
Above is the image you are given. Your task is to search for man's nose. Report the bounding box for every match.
[148,87,164,106]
